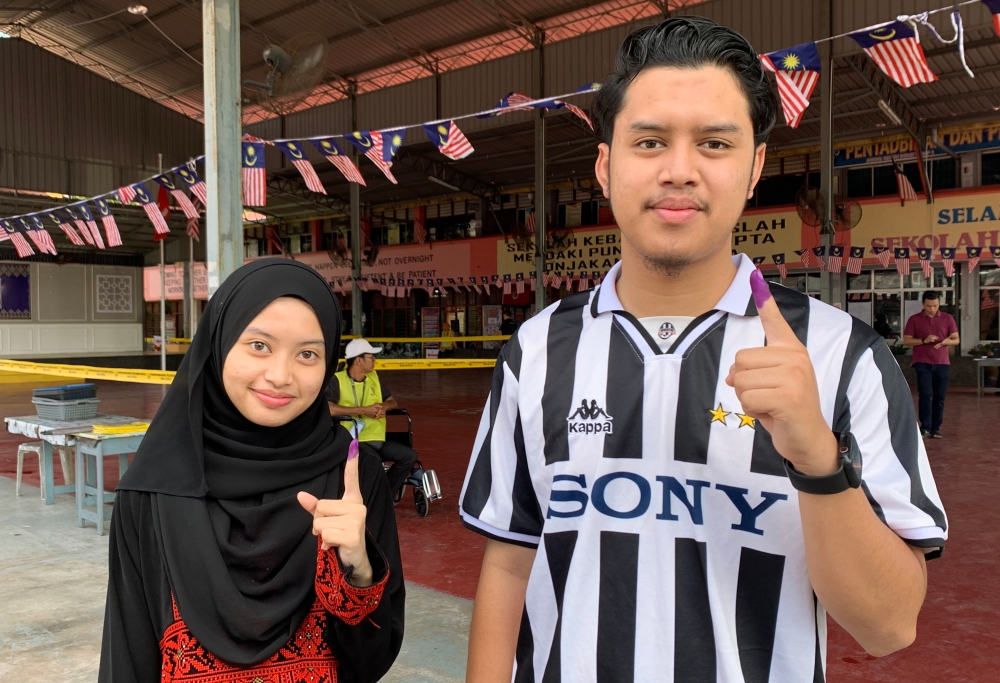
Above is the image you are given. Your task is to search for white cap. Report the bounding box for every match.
[345,338,383,359]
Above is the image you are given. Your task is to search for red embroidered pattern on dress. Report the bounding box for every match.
[314,540,388,626]
[159,542,388,682]
[160,596,337,683]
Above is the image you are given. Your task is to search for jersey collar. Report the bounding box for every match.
[592,253,759,318]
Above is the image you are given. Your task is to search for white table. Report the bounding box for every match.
[72,430,146,535]
[974,358,1000,395]
[4,414,143,505]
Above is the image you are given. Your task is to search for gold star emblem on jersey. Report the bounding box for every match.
[736,413,756,429]
[709,403,731,425]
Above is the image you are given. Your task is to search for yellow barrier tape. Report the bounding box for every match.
[0,357,495,384]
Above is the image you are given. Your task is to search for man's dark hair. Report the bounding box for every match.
[592,17,777,147]
[923,290,941,302]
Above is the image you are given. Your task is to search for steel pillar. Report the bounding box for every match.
[203,0,243,295]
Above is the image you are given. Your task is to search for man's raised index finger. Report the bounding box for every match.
[749,269,799,347]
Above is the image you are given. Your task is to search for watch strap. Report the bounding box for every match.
[783,457,853,494]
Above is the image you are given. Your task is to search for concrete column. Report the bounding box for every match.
[818,33,834,305]
[534,40,547,314]
[202,0,243,296]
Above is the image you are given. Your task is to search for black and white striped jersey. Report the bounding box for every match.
[459,254,947,683]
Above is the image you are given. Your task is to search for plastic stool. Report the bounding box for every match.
[15,442,74,499]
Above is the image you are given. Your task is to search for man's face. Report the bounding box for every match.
[923,298,940,316]
[357,353,376,374]
[595,65,766,274]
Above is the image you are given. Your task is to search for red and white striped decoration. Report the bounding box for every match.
[438,121,475,160]
[759,56,819,129]
[117,185,137,204]
[895,248,911,276]
[851,23,937,88]
[170,190,200,220]
[875,247,893,268]
[242,166,267,207]
[187,217,200,241]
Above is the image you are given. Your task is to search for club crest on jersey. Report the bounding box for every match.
[658,322,676,339]
[567,399,613,434]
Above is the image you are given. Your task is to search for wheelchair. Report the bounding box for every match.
[334,409,443,517]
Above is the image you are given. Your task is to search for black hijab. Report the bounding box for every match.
[118,258,350,665]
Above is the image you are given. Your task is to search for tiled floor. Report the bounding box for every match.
[1,372,997,681]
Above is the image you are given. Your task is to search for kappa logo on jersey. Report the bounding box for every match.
[566,399,613,434]
[658,321,676,339]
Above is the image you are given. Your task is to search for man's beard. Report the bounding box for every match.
[635,249,691,278]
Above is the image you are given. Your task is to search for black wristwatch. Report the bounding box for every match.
[783,431,862,495]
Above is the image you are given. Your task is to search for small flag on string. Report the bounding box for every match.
[827,245,844,273]
[312,138,366,185]
[4,219,35,257]
[423,121,474,160]
[275,140,326,194]
[894,163,918,204]
[565,273,576,292]
[242,141,268,206]
[849,22,937,88]
[577,272,589,292]
[917,247,934,278]
[752,255,766,268]
[27,215,57,254]
[795,248,813,268]
[895,247,911,275]
[983,0,1000,38]
[502,273,512,296]
[63,207,95,246]
[772,253,787,278]
[479,90,593,129]
[46,210,85,246]
[19,218,53,255]
[874,245,893,268]
[991,245,1000,266]
[133,184,171,235]
[117,185,137,204]
[187,217,200,241]
[759,42,821,128]
[941,247,956,277]
[967,246,982,270]
[812,246,826,271]
[516,272,526,296]
[74,202,105,248]
[525,209,536,235]
[176,162,209,205]
[847,246,865,274]
[347,130,401,184]
[94,197,123,247]
[154,174,199,220]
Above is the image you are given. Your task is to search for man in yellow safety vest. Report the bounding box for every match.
[327,338,418,499]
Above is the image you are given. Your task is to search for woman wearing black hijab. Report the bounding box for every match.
[99,259,403,683]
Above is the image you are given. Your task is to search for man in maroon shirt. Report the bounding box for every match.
[903,290,960,438]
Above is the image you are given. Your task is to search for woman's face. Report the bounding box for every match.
[222,297,327,427]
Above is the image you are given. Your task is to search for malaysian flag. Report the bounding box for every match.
[759,42,821,128]
[849,22,937,88]
[812,246,827,271]
[827,245,844,273]
[46,210,85,246]
[19,218,52,255]
[27,215,57,254]
[176,162,209,205]
[242,141,267,206]
[502,273,512,295]
[751,255,766,268]
[894,163,919,204]
[94,197,123,247]
[133,183,171,235]
[525,209,536,235]
[63,207,95,246]
[941,247,956,277]
[847,246,865,274]
[992,245,1000,266]
[423,121,475,160]
[347,130,400,184]
[74,202,105,249]
[917,247,934,278]
[187,217,200,241]
[984,0,1000,38]
[772,253,787,278]
[312,138,366,185]
[874,245,893,268]
[479,91,593,129]
[117,185,137,204]
[577,272,588,293]
[967,246,982,270]
[515,272,526,296]
[275,140,326,194]
[154,174,199,220]
[3,220,34,257]
[895,247,911,275]
[795,248,813,268]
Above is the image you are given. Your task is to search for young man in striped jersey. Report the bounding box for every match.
[460,17,947,683]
